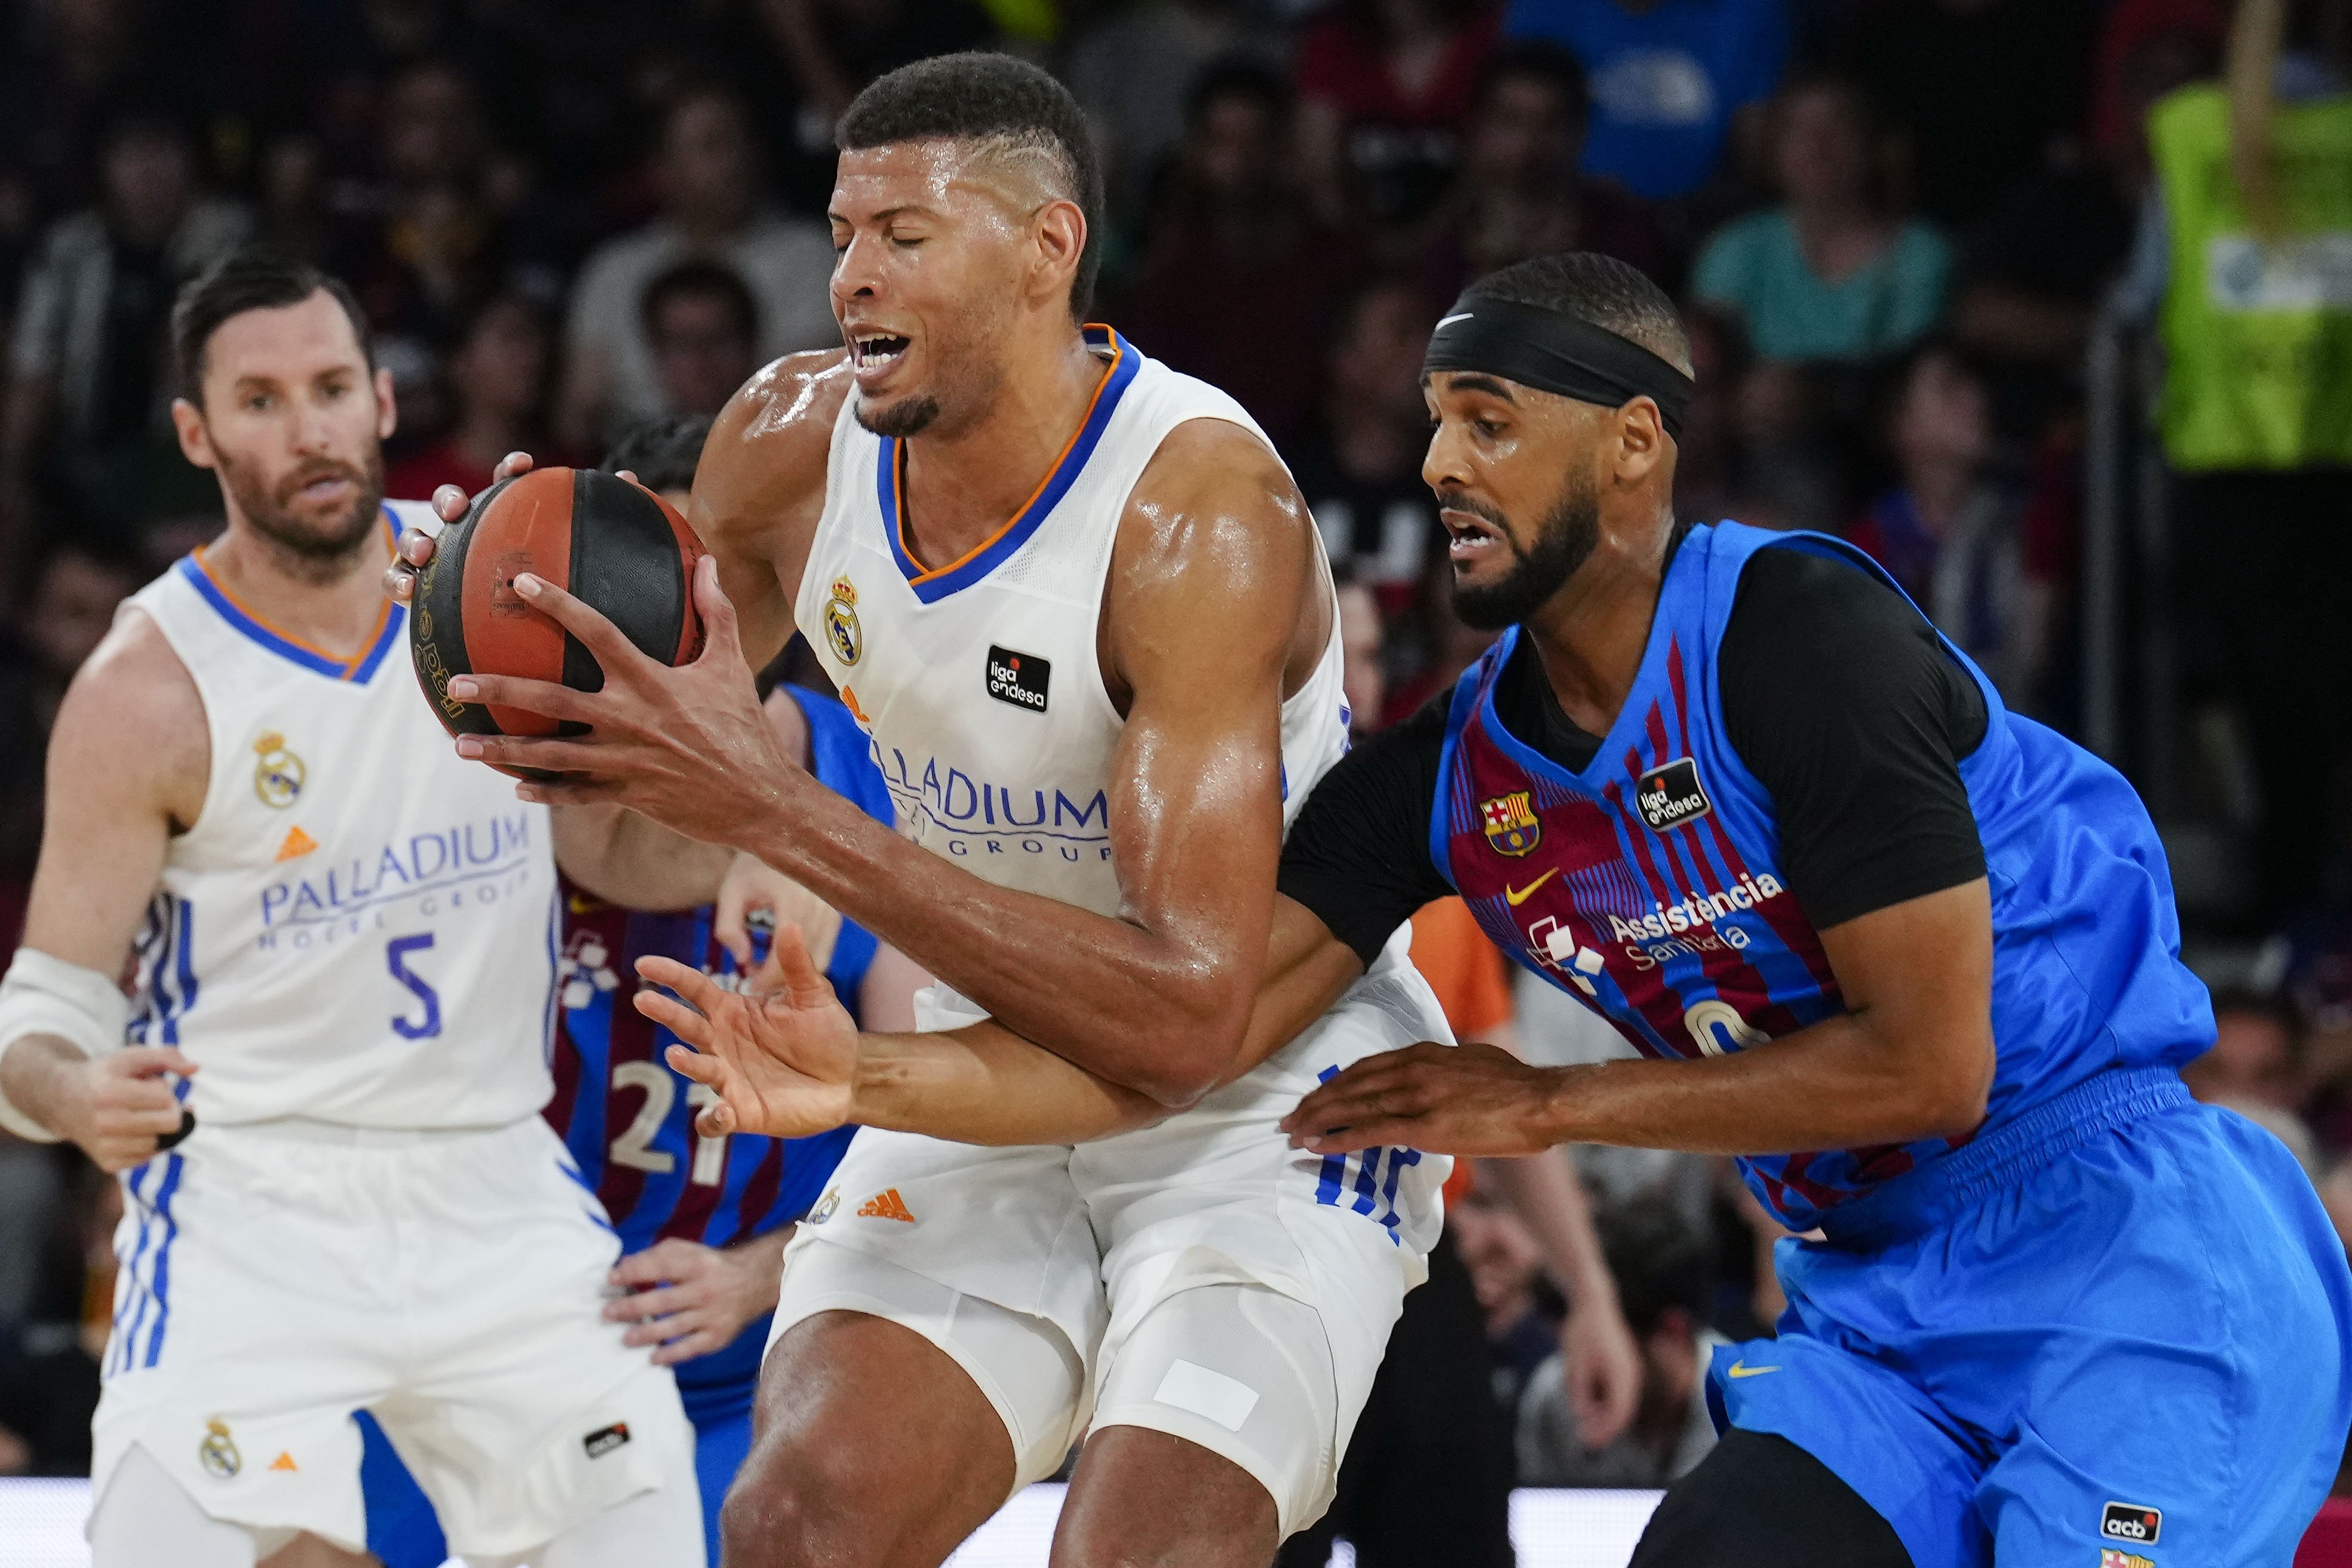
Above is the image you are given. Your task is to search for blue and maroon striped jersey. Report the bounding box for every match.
[543,685,893,1418]
[1433,521,2215,1231]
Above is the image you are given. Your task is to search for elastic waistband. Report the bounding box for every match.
[220,1115,527,1147]
[1814,1066,2191,1251]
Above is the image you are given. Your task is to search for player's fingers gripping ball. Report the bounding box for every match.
[409,466,707,778]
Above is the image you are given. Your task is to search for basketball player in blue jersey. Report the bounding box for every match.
[630,252,2352,1568]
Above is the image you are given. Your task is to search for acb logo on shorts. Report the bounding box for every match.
[2100,1502,2162,1546]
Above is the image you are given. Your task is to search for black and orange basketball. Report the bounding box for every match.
[410,467,706,778]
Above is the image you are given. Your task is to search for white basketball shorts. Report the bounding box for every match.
[88,1113,692,1557]
[769,943,1453,1536]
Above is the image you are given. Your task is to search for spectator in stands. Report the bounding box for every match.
[1501,0,1791,205]
[2117,0,2352,919]
[2,106,248,564]
[558,83,836,450]
[386,293,562,504]
[643,259,761,421]
[1335,574,1385,744]
[1118,59,1355,447]
[1847,0,2100,231]
[1416,41,1673,300]
[1065,0,1285,235]
[1692,73,1949,365]
[1286,276,1441,633]
[1295,0,1502,230]
[1847,342,2057,709]
[1518,1207,1727,1488]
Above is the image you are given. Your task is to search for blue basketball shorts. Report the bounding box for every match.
[1709,1068,2352,1567]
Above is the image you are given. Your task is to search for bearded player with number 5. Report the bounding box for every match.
[0,251,702,1567]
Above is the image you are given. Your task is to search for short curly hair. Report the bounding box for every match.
[1464,252,1691,375]
[838,53,1106,320]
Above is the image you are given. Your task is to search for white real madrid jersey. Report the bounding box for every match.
[796,328,1353,921]
[116,502,557,1128]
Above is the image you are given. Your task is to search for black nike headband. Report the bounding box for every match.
[1422,293,1694,440]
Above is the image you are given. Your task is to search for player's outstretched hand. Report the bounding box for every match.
[604,1235,782,1365]
[1280,1041,1563,1156]
[714,851,842,973]
[56,1047,198,1174]
[381,450,536,605]
[441,557,801,847]
[642,923,858,1140]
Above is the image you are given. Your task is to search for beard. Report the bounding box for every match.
[854,390,943,438]
[1450,469,1600,631]
[217,445,387,564]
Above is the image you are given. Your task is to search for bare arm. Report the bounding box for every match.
[449,419,1331,1107]
[1284,879,1998,1157]
[0,614,211,1170]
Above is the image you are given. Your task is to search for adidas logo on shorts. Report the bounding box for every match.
[856,1187,915,1222]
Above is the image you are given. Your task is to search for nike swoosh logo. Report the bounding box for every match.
[1436,312,1475,329]
[1504,867,1560,906]
[1727,1361,1782,1379]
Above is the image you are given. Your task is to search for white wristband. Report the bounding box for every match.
[0,949,130,1142]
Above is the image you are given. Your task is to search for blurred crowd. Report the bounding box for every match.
[2,0,2350,1526]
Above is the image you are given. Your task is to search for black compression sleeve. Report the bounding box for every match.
[1719,548,1989,931]
[1277,693,1456,968]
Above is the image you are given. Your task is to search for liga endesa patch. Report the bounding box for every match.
[1636,757,1712,831]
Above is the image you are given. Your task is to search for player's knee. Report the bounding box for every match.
[717,1428,868,1566]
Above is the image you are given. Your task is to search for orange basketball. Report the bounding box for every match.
[409,467,706,778]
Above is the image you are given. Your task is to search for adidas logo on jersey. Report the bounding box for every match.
[856,1187,915,1222]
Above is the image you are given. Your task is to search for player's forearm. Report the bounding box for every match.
[0,1035,83,1140]
[849,1021,1168,1144]
[738,777,1263,1104]
[1531,1013,1991,1155]
[1479,1149,1614,1307]
[552,803,731,911]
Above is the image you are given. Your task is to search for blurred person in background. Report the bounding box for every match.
[1691,74,1949,366]
[3,105,250,570]
[1334,573,1386,744]
[1845,0,2100,233]
[642,259,762,421]
[1501,0,1790,207]
[1065,0,1287,237]
[1118,57,1355,447]
[1417,41,1673,302]
[0,538,143,889]
[385,292,562,503]
[559,83,837,452]
[2185,990,2322,1180]
[1449,1186,1566,1431]
[1519,1207,1725,1488]
[1286,275,1442,630]
[1293,0,1502,231]
[1846,342,2058,713]
[2116,0,2352,920]
[751,0,998,145]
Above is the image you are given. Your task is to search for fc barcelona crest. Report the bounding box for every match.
[1480,791,1541,857]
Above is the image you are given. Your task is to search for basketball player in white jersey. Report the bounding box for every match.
[0,251,703,1567]
[385,52,1572,1567]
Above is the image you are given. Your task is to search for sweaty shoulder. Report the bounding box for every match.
[51,606,210,833]
[689,348,852,660]
[1111,416,1326,701]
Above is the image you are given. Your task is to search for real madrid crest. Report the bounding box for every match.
[252,732,305,808]
[1479,791,1542,857]
[200,1417,242,1479]
[807,1186,841,1225]
[823,578,862,667]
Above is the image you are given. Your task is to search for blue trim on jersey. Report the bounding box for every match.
[876,327,1140,604]
[140,1153,185,1368]
[174,508,406,680]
